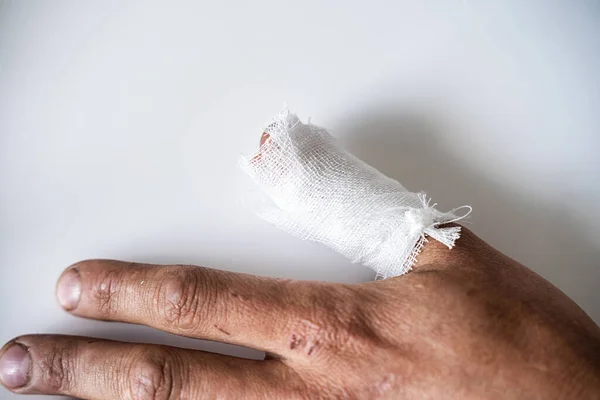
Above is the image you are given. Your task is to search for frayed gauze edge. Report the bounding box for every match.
[239,109,472,279]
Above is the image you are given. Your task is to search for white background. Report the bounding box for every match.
[1,1,599,398]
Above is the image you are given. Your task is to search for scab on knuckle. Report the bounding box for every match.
[159,268,215,331]
[94,269,122,316]
[126,350,178,400]
[38,345,77,392]
[286,318,334,359]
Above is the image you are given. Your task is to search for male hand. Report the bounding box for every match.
[1,227,600,399]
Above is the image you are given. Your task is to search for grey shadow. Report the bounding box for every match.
[335,106,600,323]
[45,319,264,359]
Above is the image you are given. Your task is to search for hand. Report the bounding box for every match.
[1,227,599,399]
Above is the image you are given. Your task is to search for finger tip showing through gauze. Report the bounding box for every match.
[239,108,472,279]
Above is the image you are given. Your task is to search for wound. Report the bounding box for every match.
[307,340,320,356]
[288,320,324,357]
[214,325,231,336]
[289,333,303,350]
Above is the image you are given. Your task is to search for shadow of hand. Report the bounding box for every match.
[338,107,600,323]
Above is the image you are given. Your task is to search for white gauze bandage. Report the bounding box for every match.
[239,109,472,279]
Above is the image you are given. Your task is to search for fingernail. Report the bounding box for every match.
[0,344,30,388]
[57,268,81,310]
[260,132,270,146]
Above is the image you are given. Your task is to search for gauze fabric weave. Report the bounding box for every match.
[239,109,471,279]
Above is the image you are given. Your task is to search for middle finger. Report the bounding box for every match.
[56,260,310,354]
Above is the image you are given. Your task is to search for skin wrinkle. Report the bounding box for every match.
[127,349,177,400]
[160,269,205,331]
[94,269,121,317]
[38,342,76,393]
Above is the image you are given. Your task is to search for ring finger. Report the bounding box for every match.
[0,334,298,399]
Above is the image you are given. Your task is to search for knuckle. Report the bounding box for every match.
[93,268,124,316]
[126,349,178,400]
[37,342,78,392]
[342,309,384,350]
[158,267,219,331]
[341,295,390,351]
